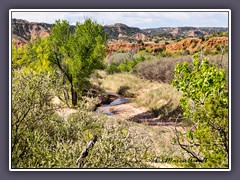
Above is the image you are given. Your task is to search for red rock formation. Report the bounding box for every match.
[203,37,228,51]
[166,37,228,53]
[166,38,202,53]
[107,42,166,55]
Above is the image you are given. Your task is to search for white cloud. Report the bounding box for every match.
[11,11,229,28]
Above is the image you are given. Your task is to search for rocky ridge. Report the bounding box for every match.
[12,18,228,47]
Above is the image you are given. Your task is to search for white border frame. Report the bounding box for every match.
[9,9,231,171]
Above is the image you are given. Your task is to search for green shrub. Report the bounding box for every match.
[172,54,228,168]
[106,63,121,74]
[81,120,152,168]
[106,56,146,74]
[116,85,134,97]
[183,49,190,56]
[12,69,153,168]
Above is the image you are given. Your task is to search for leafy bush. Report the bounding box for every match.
[172,54,228,168]
[106,63,121,74]
[12,69,63,167]
[106,56,145,74]
[165,41,170,45]
[49,19,108,106]
[81,119,153,168]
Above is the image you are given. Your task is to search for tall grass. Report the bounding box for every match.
[134,85,182,117]
[100,73,182,116]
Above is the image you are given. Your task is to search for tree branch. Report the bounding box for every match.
[174,116,204,162]
[76,135,98,168]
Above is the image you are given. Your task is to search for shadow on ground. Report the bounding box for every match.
[127,106,183,126]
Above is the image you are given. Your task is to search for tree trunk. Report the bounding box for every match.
[63,75,69,102]
[71,85,78,106]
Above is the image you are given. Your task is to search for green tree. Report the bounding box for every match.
[49,19,107,106]
[12,38,53,74]
[172,54,228,168]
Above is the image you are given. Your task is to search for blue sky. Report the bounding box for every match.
[11,11,229,28]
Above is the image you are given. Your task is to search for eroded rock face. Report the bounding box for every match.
[107,42,165,53]
[107,36,228,55]
[166,38,202,53]
[12,19,51,46]
[166,37,228,53]
[11,18,75,47]
[131,33,148,41]
[203,37,228,51]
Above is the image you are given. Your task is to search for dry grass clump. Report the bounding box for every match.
[107,52,132,64]
[133,56,192,83]
[134,84,182,117]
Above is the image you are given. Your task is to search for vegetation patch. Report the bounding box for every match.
[133,56,192,83]
[172,54,228,168]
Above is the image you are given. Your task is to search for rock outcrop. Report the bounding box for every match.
[12,19,51,46]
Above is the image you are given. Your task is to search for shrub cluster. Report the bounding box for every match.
[107,52,132,64]
[133,56,192,84]
[133,54,228,85]
[106,56,145,74]
[12,69,153,168]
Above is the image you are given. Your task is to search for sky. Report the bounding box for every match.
[11,11,229,29]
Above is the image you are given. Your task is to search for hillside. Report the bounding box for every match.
[11,18,228,46]
[142,26,228,38]
[12,19,51,46]
[107,37,228,55]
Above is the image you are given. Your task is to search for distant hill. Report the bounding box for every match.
[11,18,228,46]
[142,27,228,38]
[12,19,52,46]
[103,23,142,39]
